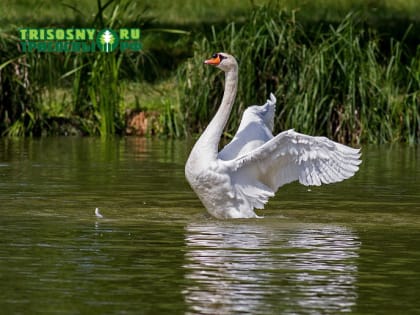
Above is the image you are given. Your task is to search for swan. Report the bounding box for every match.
[185,52,361,219]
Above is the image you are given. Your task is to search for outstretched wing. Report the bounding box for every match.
[223,129,361,208]
[218,93,276,160]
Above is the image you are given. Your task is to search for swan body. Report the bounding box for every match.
[185,53,361,219]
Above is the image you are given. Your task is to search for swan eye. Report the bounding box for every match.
[219,54,227,61]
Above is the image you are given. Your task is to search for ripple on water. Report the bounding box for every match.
[183,221,360,315]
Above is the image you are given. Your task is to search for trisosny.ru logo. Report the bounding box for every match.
[19,28,141,53]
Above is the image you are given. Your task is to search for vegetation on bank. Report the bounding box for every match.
[0,0,419,143]
[179,8,420,144]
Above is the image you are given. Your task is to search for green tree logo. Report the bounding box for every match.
[96,29,119,52]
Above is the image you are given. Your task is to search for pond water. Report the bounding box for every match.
[0,137,419,314]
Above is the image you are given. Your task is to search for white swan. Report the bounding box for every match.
[185,53,361,219]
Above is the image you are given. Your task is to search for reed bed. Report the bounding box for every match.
[0,2,419,142]
[177,6,420,144]
[0,0,160,136]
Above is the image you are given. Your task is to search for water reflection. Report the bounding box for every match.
[1,139,418,314]
[183,222,360,315]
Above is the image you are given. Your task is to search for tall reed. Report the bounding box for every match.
[0,0,155,137]
[66,0,173,136]
[177,6,420,144]
[66,0,124,136]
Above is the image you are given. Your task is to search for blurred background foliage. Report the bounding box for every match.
[0,0,419,143]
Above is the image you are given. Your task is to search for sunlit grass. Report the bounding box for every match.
[122,80,176,111]
[277,0,420,19]
[177,6,420,144]
[0,0,261,27]
[1,0,419,140]
[2,0,420,28]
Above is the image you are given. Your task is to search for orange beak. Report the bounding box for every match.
[204,55,221,66]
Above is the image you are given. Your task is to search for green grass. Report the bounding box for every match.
[0,0,419,141]
[0,0,260,28]
[177,6,420,144]
[2,0,420,27]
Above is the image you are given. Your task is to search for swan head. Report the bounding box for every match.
[204,53,237,72]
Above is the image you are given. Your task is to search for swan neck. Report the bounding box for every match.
[215,69,238,131]
[196,68,238,159]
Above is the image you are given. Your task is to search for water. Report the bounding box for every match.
[0,137,419,314]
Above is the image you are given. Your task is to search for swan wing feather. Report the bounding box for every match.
[223,129,361,207]
[218,93,276,160]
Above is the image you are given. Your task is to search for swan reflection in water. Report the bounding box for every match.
[183,222,360,315]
